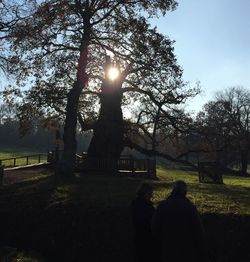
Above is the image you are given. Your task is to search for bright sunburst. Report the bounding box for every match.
[107,67,120,81]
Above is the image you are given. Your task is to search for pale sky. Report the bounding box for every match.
[1,1,250,113]
[151,0,250,112]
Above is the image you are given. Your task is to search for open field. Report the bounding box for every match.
[0,166,249,261]
[39,167,250,216]
[0,146,47,155]
[155,168,250,215]
[1,166,250,214]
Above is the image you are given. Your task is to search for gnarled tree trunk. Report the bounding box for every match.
[62,81,84,176]
[87,78,124,163]
[87,59,131,171]
[62,24,90,176]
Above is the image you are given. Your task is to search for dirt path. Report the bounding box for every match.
[3,165,53,185]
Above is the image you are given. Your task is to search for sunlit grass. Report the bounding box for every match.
[1,166,250,262]
[1,164,250,216]
[43,167,250,216]
[152,167,250,215]
[0,150,47,167]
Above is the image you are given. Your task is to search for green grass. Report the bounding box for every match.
[1,166,250,261]
[155,168,250,215]
[44,167,250,216]
[1,164,250,215]
[50,168,250,261]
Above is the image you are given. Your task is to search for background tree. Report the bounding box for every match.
[196,87,250,176]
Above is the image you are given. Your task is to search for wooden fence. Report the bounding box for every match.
[0,154,47,168]
[0,154,47,186]
[48,151,156,178]
[0,151,156,186]
[75,154,156,178]
[198,161,223,184]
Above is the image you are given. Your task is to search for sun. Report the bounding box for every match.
[107,67,120,81]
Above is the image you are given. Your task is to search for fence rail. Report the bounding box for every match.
[75,154,156,178]
[48,150,156,178]
[0,154,48,186]
[0,154,47,168]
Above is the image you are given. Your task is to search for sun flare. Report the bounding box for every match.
[107,67,120,81]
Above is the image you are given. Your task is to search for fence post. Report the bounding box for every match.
[14,158,16,167]
[152,159,157,178]
[0,165,4,187]
[147,159,156,178]
[131,159,135,175]
[38,154,41,163]
[147,159,150,177]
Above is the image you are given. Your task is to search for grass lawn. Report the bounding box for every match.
[0,146,47,155]
[0,166,250,261]
[42,167,250,216]
[155,168,250,215]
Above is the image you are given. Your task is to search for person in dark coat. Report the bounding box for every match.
[152,180,208,262]
[131,183,156,262]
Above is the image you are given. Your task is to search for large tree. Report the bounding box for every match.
[196,87,250,176]
[3,0,200,174]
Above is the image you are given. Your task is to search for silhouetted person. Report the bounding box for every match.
[131,183,156,262]
[152,180,208,262]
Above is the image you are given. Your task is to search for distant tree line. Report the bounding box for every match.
[163,86,250,176]
[1,86,249,176]
[0,103,91,152]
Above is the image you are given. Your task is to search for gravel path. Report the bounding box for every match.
[3,164,52,185]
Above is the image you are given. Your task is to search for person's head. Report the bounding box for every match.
[136,183,153,201]
[171,180,187,196]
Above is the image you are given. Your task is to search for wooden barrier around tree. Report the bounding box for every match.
[198,161,223,184]
[48,151,156,178]
[77,156,156,178]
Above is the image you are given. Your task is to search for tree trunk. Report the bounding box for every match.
[87,84,124,162]
[62,81,83,176]
[61,11,90,177]
[240,150,248,176]
[87,58,127,167]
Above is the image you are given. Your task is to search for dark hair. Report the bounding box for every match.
[172,180,187,196]
[136,183,153,198]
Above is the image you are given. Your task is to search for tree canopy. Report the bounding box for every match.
[1,0,200,174]
[196,87,250,175]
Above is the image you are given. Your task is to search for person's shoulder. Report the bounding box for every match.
[156,199,170,210]
[184,197,199,212]
[185,197,195,206]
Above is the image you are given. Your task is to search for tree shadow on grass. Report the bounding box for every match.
[1,172,250,262]
[188,182,250,215]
